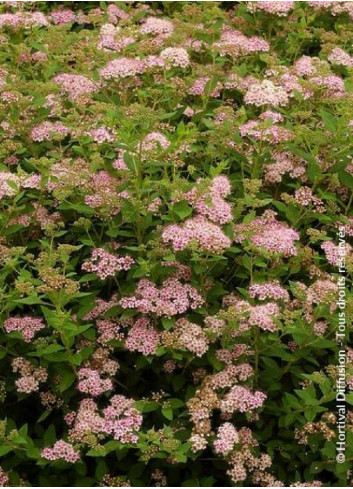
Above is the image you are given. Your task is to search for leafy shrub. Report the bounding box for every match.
[0,1,352,487]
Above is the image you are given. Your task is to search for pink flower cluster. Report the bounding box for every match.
[308,1,353,19]
[210,363,254,388]
[107,4,129,23]
[247,1,294,16]
[141,132,170,152]
[248,303,280,332]
[234,212,299,257]
[88,126,115,143]
[22,173,41,189]
[102,395,143,443]
[82,248,134,279]
[140,17,174,37]
[239,119,293,144]
[294,187,324,212]
[185,176,232,224]
[313,321,328,336]
[220,385,266,414]
[328,47,353,67]
[249,281,290,302]
[4,316,45,342]
[260,110,284,123]
[31,121,70,141]
[0,12,48,28]
[293,56,318,77]
[244,80,289,107]
[69,396,142,444]
[148,197,162,213]
[50,9,76,25]
[162,215,231,253]
[83,170,124,214]
[160,47,190,68]
[0,171,20,200]
[252,225,299,257]
[146,55,167,70]
[189,76,222,97]
[162,261,191,280]
[53,73,99,102]
[224,293,282,333]
[12,357,48,394]
[77,368,113,397]
[42,440,80,463]
[96,319,123,344]
[204,316,226,338]
[125,317,160,356]
[99,57,146,79]
[0,467,9,487]
[119,277,203,316]
[310,75,346,98]
[306,279,337,307]
[214,423,239,455]
[175,318,209,357]
[321,240,351,266]
[97,24,134,52]
[264,152,306,184]
[113,150,128,170]
[213,29,269,57]
[279,72,312,100]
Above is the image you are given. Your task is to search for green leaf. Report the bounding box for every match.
[43,425,56,446]
[59,371,76,392]
[162,407,173,420]
[319,109,337,133]
[339,171,353,189]
[123,152,138,173]
[173,201,193,220]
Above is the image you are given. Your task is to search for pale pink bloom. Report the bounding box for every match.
[160,47,190,68]
[4,316,45,342]
[42,440,80,463]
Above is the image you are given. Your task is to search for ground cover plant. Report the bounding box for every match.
[0,1,352,486]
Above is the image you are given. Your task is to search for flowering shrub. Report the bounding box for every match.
[0,1,352,487]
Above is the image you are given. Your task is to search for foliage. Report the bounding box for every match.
[0,1,352,487]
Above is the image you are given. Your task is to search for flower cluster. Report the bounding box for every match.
[100,57,146,79]
[328,47,353,67]
[69,395,142,445]
[42,440,80,463]
[4,316,45,342]
[247,1,294,16]
[234,212,299,257]
[185,176,232,224]
[125,317,160,356]
[82,248,134,279]
[160,47,190,68]
[140,17,174,37]
[213,29,269,57]
[77,368,113,397]
[249,281,290,302]
[244,80,290,107]
[119,277,203,316]
[31,121,70,141]
[163,216,231,253]
[173,318,209,357]
[0,2,352,487]
[12,357,47,394]
[0,172,20,200]
[213,422,239,455]
[53,74,99,103]
[220,385,267,414]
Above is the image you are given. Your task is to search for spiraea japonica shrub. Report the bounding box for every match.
[0,1,352,487]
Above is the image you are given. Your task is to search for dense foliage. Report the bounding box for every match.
[0,1,352,487]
